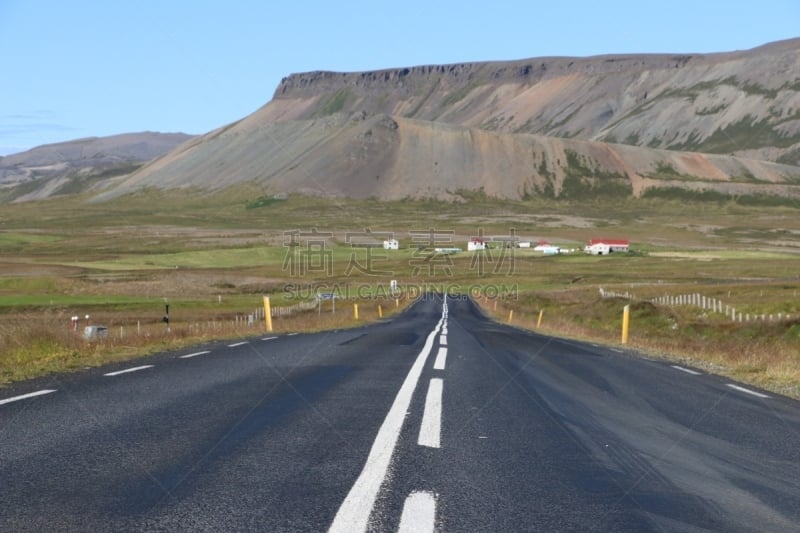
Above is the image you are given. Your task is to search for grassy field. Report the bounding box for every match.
[1,187,798,396]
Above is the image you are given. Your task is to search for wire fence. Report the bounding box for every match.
[599,287,794,323]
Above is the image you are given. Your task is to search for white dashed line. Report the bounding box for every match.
[228,341,248,347]
[398,491,436,533]
[433,347,448,371]
[418,378,443,449]
[439,334,447,346]
[671,365,702,376]
[329,315,443,533]
[179,350,211,359]
[727,384,770,399]
[104,365,153,377]
[0,389,57,406]
[261,336,278,341]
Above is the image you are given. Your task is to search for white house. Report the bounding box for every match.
[533,241,560,254]
[383,239,399,250]
[518,241,531,248]
[585,243,610,255]
[585,238,629,255]
[467,238,487,251]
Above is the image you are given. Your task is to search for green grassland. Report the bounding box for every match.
[1,186,799,395]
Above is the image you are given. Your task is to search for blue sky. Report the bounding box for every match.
[1,0,797,155]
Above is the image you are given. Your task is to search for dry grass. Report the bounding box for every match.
[2,190,800,392]
[477,293,800,399]
[0,297,406,385]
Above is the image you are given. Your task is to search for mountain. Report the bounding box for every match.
[0,132,194,201]
[267,38,800,166]
[13,39,800,203]
[97,112,800,202]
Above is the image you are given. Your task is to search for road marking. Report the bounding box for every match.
[671,365,702,375]
[440,334,447,346]
[329,315,443,533]
[104,365,153,377]
[433,347,448,371]
[418,378,443,448]
[288,333,299,336]
[228,341,248,347]
[398,491,436,533]
[610,348,624,353]
[727,384,770,399]
[0,389,57,406]
[261,336,278,341]
[179,350,211,359]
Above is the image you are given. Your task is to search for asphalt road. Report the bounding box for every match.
[2,295,799,532]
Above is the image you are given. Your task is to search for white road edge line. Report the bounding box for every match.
[726,383,770,399]
[418,378,443,449]
[179,350,211,359]
[671,365,702,376]
[433,347,448,371]
[328,314,443,533]
[261,336,278,341]
[228,341,248,347]
[398,491,436,533]
[0,389,57,406]
[104,365,153,377]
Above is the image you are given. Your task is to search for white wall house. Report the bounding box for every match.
[383,239,399,250]
[585,238,629,255]
[467,238,486,251]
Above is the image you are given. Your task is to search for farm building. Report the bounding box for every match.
[533,241,561,254]
[467,238,487,251]
[383,239,399,250]
[585,238,629,255]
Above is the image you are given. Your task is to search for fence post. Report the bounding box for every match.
[508,309,513,323]
[537,310,544,328]
[354,303,359,320]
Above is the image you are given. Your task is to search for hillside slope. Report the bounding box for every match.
[0,132,194,201]
[98,112,800,202]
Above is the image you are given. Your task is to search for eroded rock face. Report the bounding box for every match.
[271,38,800,166]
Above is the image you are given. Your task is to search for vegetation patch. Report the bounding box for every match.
[687,115,800,153]
[316,89,350,116]
[559,150,632,199]
[245,195,286,209]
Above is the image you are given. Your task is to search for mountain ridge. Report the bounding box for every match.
[266,38,800,165]
[5,38,800,203]
[0,132,194,201]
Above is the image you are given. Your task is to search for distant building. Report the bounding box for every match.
[383,239,399,250]
[533,241,560,254]
[585,238,629,255]
[467,238,486,251]
[518,241,531,248]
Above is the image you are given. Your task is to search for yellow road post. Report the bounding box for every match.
[263,296,273,333]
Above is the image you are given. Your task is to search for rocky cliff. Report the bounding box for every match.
[267,38,800,166]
